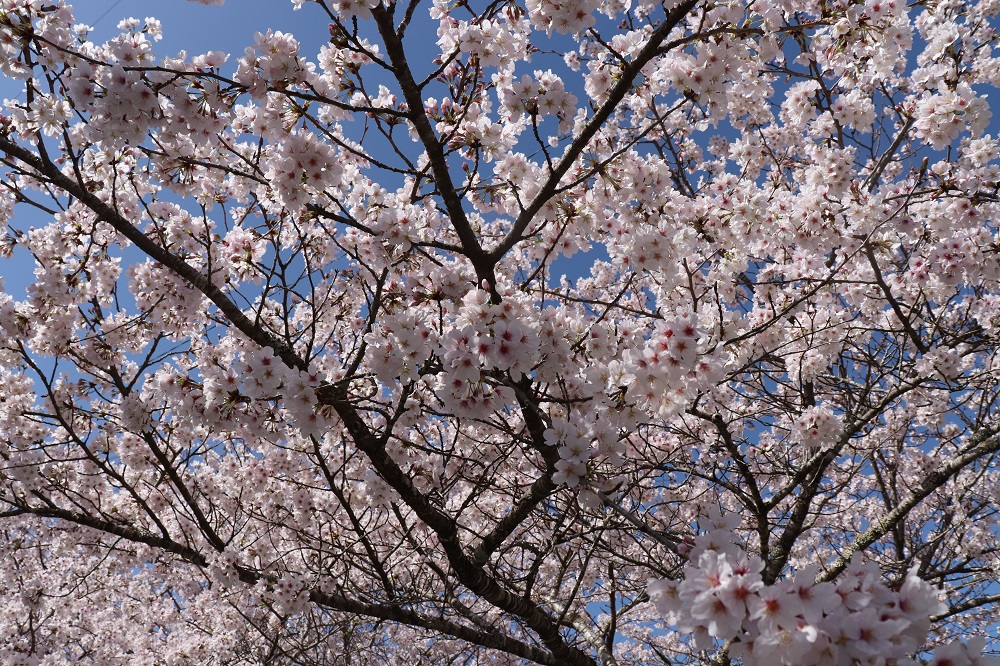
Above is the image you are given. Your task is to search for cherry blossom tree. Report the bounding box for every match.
[1,0,1000,663]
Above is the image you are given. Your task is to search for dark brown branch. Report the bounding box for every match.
[818,426,1000,582]
[0,134,307,373]
[316,381,597,666]
[2,503,557,665]
[864,243,928,354]
[0,130,591,666]
[488,0,699,263]
[371,6,496,293]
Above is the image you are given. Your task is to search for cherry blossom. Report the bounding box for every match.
[0,0,998,664]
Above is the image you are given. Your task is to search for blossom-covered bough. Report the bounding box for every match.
[0,0,999,663]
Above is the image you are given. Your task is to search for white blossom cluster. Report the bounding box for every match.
[649,525,992,666]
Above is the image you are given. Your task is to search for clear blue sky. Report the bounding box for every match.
[0,2,330,102]
[0,1,330,112]
[81,0,326,56]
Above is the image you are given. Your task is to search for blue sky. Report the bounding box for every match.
[0,1,333,98]
[79,0,326,56]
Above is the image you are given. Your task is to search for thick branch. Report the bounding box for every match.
[0,131,591,666]
[4,504,556,665]
[318,383,599,666]
[863,117,914,193]
[818,427,1000,582]
[472,377,558,566]
[864,243,928,354]
[0,134,306,372]
[371,5,495,291]
[488,0,699,262]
